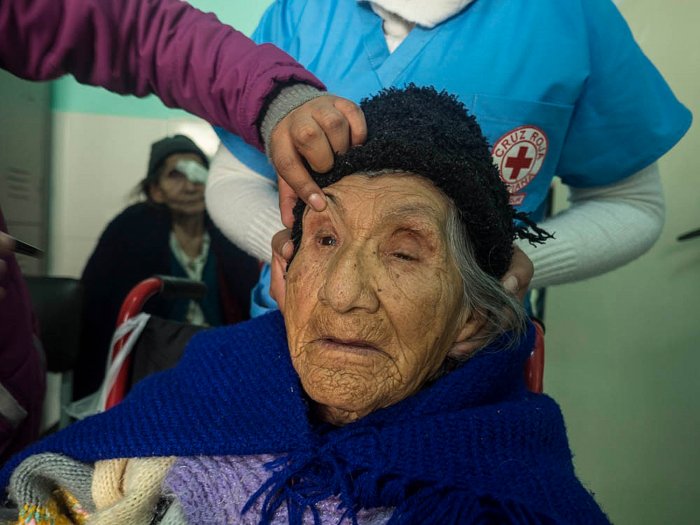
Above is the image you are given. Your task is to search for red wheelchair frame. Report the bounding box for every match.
[105,277,545,409]
[105,276,206,409]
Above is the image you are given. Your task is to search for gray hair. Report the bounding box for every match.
[444,199,527,358]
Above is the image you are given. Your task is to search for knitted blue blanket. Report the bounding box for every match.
[1,312,609,524]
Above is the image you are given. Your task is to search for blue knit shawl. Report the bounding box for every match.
[1,312,609,524]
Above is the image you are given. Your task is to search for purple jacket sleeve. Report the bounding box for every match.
[0,0,326,150]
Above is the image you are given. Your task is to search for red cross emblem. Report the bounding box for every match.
[491,125,548,206]
[506,146,535,180]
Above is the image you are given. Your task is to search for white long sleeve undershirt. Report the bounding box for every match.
[206,1,666,288]
[519,163,664,289]
[360,1,666,288]
[206,144,284,262]
[206,142,665,289]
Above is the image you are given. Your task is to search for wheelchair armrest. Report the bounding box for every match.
[156,275,207,301]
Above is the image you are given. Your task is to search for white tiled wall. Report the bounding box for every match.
[49,112,219,277]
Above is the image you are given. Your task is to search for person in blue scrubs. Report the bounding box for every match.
[205,0,691,317]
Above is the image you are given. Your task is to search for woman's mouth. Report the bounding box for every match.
[317,337,385,355]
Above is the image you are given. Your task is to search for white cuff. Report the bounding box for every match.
[519,162,665,289]
[205,144,283,263]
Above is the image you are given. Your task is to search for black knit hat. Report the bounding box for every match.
[291,85,550,278]
[146,134,209,182]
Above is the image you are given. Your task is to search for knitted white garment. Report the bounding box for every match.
[365,0,474,28]
[91,456,176,525]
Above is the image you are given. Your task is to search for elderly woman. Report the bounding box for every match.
[0,87,608,525]
[75,134,260,398]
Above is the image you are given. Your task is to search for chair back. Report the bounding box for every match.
[24,276,83,373]
[525,319,545,393]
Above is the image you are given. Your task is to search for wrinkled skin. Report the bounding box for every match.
[282,174,480,425]
[148,153,206,216]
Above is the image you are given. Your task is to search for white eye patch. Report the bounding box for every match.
[175,159,208,184]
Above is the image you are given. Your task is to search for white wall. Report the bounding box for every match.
[545,2,700,523]
[49,113,218,277]
[46,0,272,277]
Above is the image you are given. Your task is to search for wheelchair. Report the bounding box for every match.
[99,276,546,412]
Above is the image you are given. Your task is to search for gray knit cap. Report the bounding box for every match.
[146,135,209,183]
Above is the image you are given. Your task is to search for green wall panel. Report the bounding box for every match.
[51,0,273,116]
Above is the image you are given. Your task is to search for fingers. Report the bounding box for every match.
[312,101,352,158]
[271,228,294,262]
[278,176,305,229]
[333,97,367,146]
[268,95,366,227]
[290,116,337,173]
[501,245,534,302]
[292,96,360,165]
[270,131,326,221]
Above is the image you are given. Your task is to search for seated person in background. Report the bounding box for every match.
[0,87,608,524]
[74,135,260,398]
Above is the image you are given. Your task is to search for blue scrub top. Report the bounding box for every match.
[218,0,691,317]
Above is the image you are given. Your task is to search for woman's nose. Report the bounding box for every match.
[183,179,202,192]
[318,246,379,314]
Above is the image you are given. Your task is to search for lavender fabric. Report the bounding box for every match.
[0,0,325,150]
[164,455,393,524]
[0,209,45,465]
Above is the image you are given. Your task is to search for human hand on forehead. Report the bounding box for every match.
[267,95,367,228]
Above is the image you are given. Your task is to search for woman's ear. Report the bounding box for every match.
[448,311,487,359]
[148,182,164,203]
[269,229,292,315]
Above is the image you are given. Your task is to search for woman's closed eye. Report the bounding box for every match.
[385,230,427,263]
[391,251,416,261]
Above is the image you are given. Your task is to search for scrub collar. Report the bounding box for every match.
[363,0,475,28]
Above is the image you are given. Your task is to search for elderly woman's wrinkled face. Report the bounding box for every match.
[284,174,475,425]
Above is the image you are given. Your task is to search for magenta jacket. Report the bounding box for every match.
[0,210,44,465]
[0,0,325,150]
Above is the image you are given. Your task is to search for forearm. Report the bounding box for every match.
[519,163,664,289]
[0,0,324,150]
[206,144,283,262]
